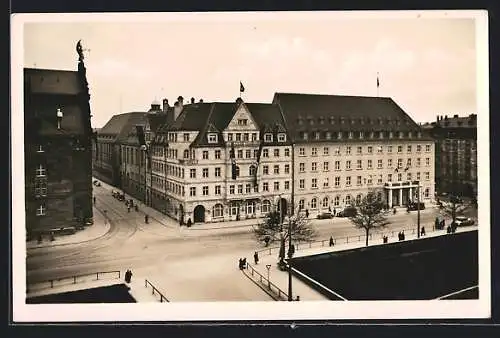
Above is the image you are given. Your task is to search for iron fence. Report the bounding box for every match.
[245,263,288,301]
[144,279,170,302]
[27,270,121,293]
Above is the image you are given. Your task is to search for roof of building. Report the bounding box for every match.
[24,68,82,96]
[98,112,147,142]
[434,114,477,129]
[273,92,429,142]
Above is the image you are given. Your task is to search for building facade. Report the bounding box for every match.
[423,114,477,197]
[273,93,435,218]
[24,49,94,236]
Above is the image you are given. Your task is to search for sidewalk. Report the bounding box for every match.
[248,226,478,301]
[27,206,111,250]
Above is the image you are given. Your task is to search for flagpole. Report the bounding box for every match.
[376,72,380,97]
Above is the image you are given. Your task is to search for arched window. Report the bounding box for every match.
[261,200,271,213]
[299,199,305,210]
[183,149,189,159]
[345,195,352,206]
[311,198,318,209]
[249,165,256,176]
[334,195,340,207]
[322,197,329,208]
[212,204,224,218]
[356,194,363,205]
[246,201,255,214]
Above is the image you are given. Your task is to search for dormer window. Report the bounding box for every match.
[297,118,303,125]
[325,132,331,140]
[264,133,273,142]
[399,131,404,139]
[360,118,365,125]
[301,132,308,141]
[417,132,422,138]
[370,132,374,139]
[379,131,384,139]
[277,133,286,142]
[337,132,342,140]
[389,131,394,138]
[308,118,314,126]
[408,131,413,138]
[348,132,354,139]
[208,133,218,144]
[329,117,335,125]
[37,145,44,153]
[315,132,320,140]
[359,131,364,139]
[318,117,325,124]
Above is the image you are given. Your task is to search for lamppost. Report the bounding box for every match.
[417,180,421,238]
[287,210,293,301]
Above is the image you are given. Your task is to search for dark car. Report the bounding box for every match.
[455,216,474,227]
[337,206,357,217]
[407,202,425,211]
[317,212,334,219]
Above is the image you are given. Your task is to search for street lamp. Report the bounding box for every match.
[417,180,421,238]
[287,210,293,301]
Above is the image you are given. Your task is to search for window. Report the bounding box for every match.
[311,198,318,209]
[377,146,383,153]
[346,160,351,170]
[367,159,373,169]
[407,145,412,153]
[238,185,243,194]
[236,133,241,141]
[227,133,233,141]
[278,133,286,142]
[388,173,392,182]
[284,164,290,174]
[202,151,209,160]
[249,165,256,176]
[346,146,351,155]
[230,204,238,216]
[416,145,422,152]
[407,158,412,167]
[417,172,421,180]
[237,119,248,126]
[425,172,430,180]
[424,188,430,198]
[397,158,403,168]
[426,158,430,166]
[397,145,403,153]
[213,167,220,177]
[335,176,340,187]
[311,162,317,172]
[334,196,340,207]
[323,147,329,155]
[324,162,329,171]
[322,197,329,208]
[202,168,209,178]
[37,145,44,153]
[299,163,305,173]
[263,165,269,175]
[274,149,280,157]
[359,131,364,139]
[378,175,383,184]
[237,150,243,159]
[229,185,235,194]
[357,146,362,154]
[323,178,329,188]
[262,149,269,158]
[398,173,402,181]
[189,187,196,196]
[299,148,305,156]
[36,204,46,216]
[356,194,362,205]
[416,158,421,167]
[190,169,196,178]
[299,199,305,210]
[388,159,393,168]
[273,165,280,174]
[285,148,290,157]
[36,164,46,177]
[274,182,280,191]
[357,176,362,186]
[311,178,318,189]
[213,204,224,217]
[367,146,373,154]
[208,134,218,143]
[264,133,273,142]
[243,133,249,141]
[311,147,318,156]
[302,132,308,140]
[335,147,341,156]
[315,132,320,140]
[335,161,340,171]
[425,144,431,152]
[262,182,269,192]
[284,181,290,190]
[215,150,221,159]
[377,159,383,169]
[367,175,373,185]
[387,146,393,153]
[35,179,47,196]
[349,132,354,139]
[183,149,189,159]
[299,179,305,189]
[407,172,412,181]
[252,133,258,141]
[346,176,351,186]
[214,185,221,195]
[262,200,271,213]
[357,160,362,170]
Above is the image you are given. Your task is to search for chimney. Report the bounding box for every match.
[444,115,448,120]
[454,114,459,118]
[56,108,63,129]
[199,98,203,103]
[191,97,195,104]
[174,101,183,121]
[162,98,169,112]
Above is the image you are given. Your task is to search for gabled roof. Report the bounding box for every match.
[273,92,425,142]
[98,112,147,142]
[24,68,82,95]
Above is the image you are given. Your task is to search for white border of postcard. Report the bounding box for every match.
[11,10,490,322]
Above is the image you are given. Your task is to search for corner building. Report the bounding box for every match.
[273,93,435,217]
[152,97,292,224]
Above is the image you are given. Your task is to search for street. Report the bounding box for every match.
[26,180,463,301]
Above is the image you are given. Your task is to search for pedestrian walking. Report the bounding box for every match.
[333,208,336,217]
[127,206,131,213]
[254,251,259,264]
[145,214,149,224]
[93,196,96,205]
[329,236,334,247]
[242,258,247,269]
[420,227,426,236]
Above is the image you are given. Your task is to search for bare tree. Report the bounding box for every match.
[439,194,476,225]
[348,189,390,246]
[253,208,316,259]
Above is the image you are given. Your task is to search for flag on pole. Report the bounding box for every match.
[377,73,380,88]
[240,81,245,93]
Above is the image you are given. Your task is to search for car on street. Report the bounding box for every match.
[455,216,474,227]
[317,212,334,219]
[337,206,357,217]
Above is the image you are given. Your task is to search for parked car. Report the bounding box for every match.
[455,216,474,227]
[407,202,425,211]
[317,212,334,219]
[337,206,357,217]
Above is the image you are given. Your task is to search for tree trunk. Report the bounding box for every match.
[365,228,369,247]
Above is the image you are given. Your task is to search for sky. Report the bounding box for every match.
[21,12,480,128]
